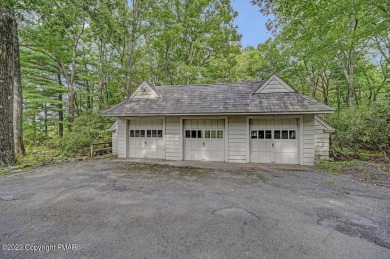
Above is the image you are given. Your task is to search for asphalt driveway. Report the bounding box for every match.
[0,159,389,258]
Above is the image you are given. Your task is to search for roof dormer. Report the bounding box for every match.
[254,73,296,94]
[130,81,161,99]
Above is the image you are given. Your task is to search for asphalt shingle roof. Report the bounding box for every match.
[103,81,334,116]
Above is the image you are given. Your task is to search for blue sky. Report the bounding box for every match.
[230,0,272,48]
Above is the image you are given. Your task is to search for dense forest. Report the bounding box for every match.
[0,0,389,165]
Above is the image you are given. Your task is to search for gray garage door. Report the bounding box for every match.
[128,119,164,159]
[184,119,225,161]
[250,119,298,164]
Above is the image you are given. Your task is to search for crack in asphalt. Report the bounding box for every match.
[315,207,390,249]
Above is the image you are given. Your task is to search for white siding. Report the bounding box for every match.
[315,119,331,161]
[228,116,247,163]
[133,92,156,99]
[132,84,158,99]
[303,115,315,165]
[165,116,181,160]
[258,78,292,93]
[117,118,128,158]
[112,131,118,156]
[115,115,320,165]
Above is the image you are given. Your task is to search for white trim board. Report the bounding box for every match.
[113,111,334,117]
[315,115,336,132]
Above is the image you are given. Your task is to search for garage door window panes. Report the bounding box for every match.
[251,130,296,140]
[210,130,223,139]
[188,130,223,139]
[258,130,264,139]
[265,130,272,139]
[130,129,163,138]
[274,130,296,140]
[185,130,203,138]
[197,130,223,139]
[251,130,257,139]
[289,130,296,139]
[274,130,290,139]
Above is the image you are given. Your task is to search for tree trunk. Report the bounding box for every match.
[58,93,64,137]
[43,103,48,136]
[12,14,25,156]
[0,8,16,165]
[57,74,63,138]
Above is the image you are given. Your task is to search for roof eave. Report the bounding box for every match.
[102,110,335,117]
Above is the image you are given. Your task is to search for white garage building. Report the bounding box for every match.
[103,74,335,165]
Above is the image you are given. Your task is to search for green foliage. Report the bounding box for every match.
[317,161,332,169]
[16,146,60,165]
[59,113,112,156]
[318,160,357,175]
[250,0,390,108]
[328,102,390,157]
[9,0,390,163]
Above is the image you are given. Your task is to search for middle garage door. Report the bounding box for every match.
[184,119,225,161]
[250,118,298,164]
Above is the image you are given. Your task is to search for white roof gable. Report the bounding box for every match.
[107,120,118,132]
[254,73,296,94]
[315,115,336,132]
[130,81,161,99]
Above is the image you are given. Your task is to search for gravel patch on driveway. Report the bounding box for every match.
[0,159,389,259]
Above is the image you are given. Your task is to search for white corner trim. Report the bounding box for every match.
[163,116,166,160]
[246,116,250,163]
[299,115,304,165]
[225,117,229,162]
[180,117,184,161]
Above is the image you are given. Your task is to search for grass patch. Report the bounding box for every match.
[336,160,357,167]
[177,167,209,177]
[127,163,211,177]
[318,161,332,169]
[355,165,364,171]
[328,170,340,176]
[0,169,6,175]
[17,152,54,166]
[317,160,360,175]
[325,179,335,185]
[21,166,33,172]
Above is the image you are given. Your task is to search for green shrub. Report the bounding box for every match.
[318,161,331,169]
[60,113,112,157]
[328,102,390,159]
